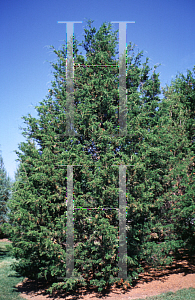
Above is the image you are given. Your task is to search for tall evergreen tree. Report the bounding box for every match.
[6,20,194,296]
[157,69,195,254]
[125,66,195,270]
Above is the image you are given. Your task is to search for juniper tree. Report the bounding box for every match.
[5,20,188,296]
[157,69,195,255]
[125,66,195,269]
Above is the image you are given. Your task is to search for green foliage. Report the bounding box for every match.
[5,19,195,296]
[0,151,11,238]
[160,69,195,254]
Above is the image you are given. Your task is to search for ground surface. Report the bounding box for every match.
[2,239,195,300]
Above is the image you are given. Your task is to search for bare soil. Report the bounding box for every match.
[1,239,195,299]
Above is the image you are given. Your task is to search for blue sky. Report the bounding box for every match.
[0,0,195,181]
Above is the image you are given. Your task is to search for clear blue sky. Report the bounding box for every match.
[0,0,195,181]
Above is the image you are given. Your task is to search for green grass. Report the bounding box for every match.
[0,241,26,300]
[0,240,195,300]
[132,287,195,300]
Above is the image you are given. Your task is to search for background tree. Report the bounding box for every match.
[0,150,11,238]
[5,20,194,296]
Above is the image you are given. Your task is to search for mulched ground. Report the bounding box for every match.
[2,239,195,300]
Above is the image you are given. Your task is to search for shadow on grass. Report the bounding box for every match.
[0,243,12,261]
[0,248,10,259]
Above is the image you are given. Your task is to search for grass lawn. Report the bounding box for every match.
[0,241,26,300]
[0,240,195,300]
[133,287,195,299]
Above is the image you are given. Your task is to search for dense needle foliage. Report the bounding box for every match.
[5,20,195,295]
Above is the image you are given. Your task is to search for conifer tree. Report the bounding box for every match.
[0,151,11,237]
[6,20,194,296]
[125,66,195,269]
[157,69,195,254]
